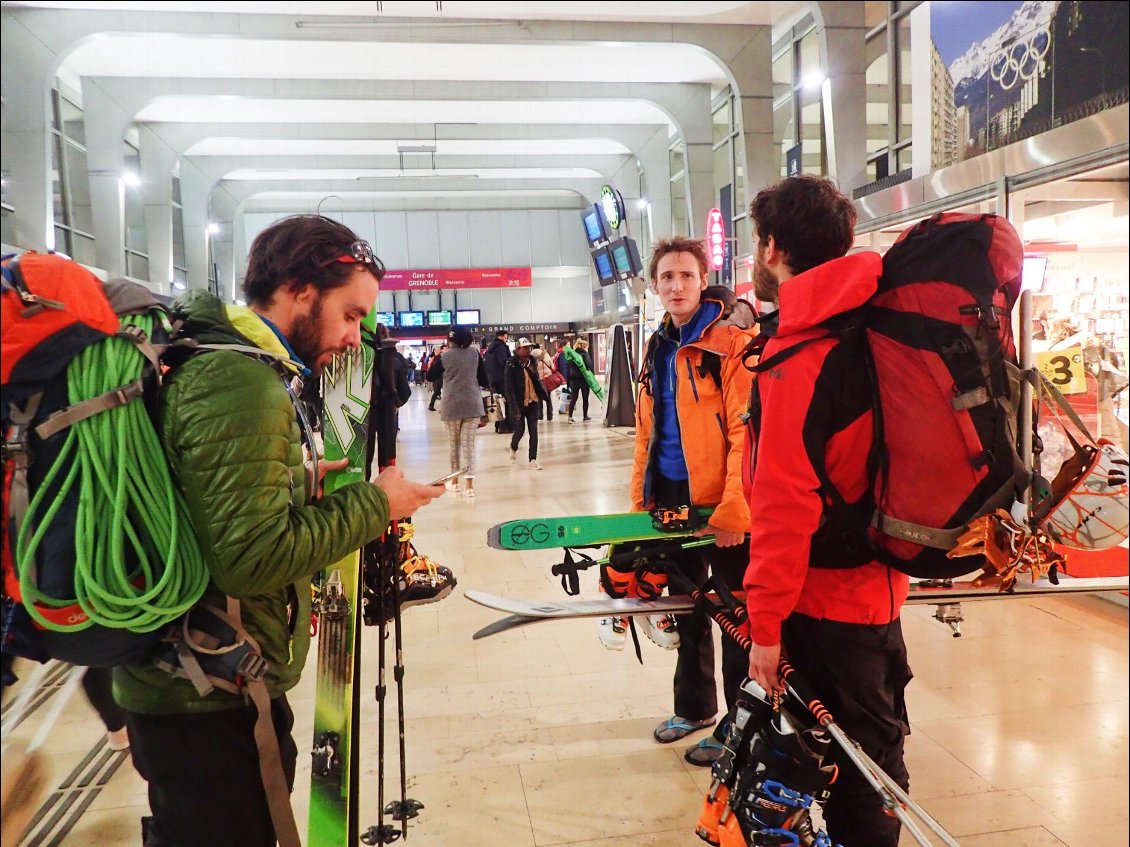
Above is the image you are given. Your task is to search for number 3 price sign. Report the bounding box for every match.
[1036,345,1088,395]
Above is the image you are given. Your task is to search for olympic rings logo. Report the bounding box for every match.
[989,27,1051,91]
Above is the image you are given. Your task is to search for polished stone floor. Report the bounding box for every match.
[4,387,1128,846]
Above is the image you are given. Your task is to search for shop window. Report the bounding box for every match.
[712,98,732,146]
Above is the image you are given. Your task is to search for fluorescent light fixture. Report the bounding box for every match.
[206,222,221,234]
[801,71,827,91]
[122,171,141,188]
[171,282,187,291]
[636,198,649,210]
[396,142,438,154]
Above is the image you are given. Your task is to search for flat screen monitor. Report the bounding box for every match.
[375,311,395,327]
[427,310,453,327]
[397,310,425,328]
[455,309,480,325]
[608,237,642,280]
[1022,256,1048,292]
[580,204,611,248]
[592,245,617,286]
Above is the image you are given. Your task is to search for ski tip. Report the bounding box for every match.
[486,525,503,550]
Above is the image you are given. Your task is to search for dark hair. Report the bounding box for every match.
[648,236,708,281]
[449,327,474,348]
[748,175,856,274]
[495,330,509,340]
[242,215,386,307]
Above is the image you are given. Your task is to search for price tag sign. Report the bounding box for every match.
[1036,346,1087,395]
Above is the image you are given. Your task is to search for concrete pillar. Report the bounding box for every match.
[80,81,132,277]
[179,168,210,290]
[815,2,868,195]
[638,129,673,243]
[0,17,55,251]
[212,228,235,303]
[139,126,177,295]
[666,88,714,238]
[727,25,776,239]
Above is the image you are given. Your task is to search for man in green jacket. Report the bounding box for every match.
[114,215,443,847]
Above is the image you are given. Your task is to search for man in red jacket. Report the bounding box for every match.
[743,175,912,847]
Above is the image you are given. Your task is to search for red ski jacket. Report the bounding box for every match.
[742,253,909,646]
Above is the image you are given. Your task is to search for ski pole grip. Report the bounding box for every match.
[778,657,834,727]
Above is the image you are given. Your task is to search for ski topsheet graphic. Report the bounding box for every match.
[464,576,1130,639]
[487,507,716,551]
[309,319,375,847]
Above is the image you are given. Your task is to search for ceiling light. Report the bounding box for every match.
[122,171,141,188]
[801,71,827,91]
[396,142,438,154]
[636,199,649,210]
[206,222,221,235]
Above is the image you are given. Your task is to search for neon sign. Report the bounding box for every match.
[706,208,725,271]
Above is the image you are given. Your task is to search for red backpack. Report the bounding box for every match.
[750,213,1027,579]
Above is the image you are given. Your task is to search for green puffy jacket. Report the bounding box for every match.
[114,291,389,713]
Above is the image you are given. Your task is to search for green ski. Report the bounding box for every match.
[308,313,376,847]
[487,506,716,551]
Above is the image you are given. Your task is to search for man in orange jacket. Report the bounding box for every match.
[743,175,912,847]
[620,236,757,766]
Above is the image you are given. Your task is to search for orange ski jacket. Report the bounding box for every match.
[631,287,757,535]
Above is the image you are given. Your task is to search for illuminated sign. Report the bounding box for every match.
[600,185,623,231]
[706,208,725,271]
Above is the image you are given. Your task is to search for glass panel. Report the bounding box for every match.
[712,97,732,146]
[896,14,913,142]
[172,174,182,206]
[126,251,149,280]
[733,212,750,257]
[71,232,96,266]
[51,133,67,223]
[670,174,687,236]
[63,140,92,235]
[53,226,71,257]
[865,1,887,31]
[774,98,796,178]
[735,157,745,209]
[713,142,732,194]
[772,48,793,101]
[59,93,85,145]
[895,143,913,173]
[798,29,820,83]
[668,141,685,177]
[173,266,188,287]
[799,88,825,175]
[172,204,186,271]
[865,35,890,155]
[894,14,913,143]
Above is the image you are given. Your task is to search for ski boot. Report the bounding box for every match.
[396,522,456,608]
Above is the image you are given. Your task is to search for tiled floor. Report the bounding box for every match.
[4,388,1128,846]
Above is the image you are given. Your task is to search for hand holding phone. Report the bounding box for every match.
[426,468,468,487]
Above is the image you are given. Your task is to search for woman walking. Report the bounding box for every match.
[503,337,551,470]
[439,328,488,496]
[566,338,596,422]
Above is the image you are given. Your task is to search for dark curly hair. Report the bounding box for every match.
[749,175,856,274]
[242,215,386,307]
[647,236,708,282]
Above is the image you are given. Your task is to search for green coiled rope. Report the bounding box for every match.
[15,311,210,633]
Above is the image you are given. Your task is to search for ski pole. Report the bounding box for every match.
[777,659,959,847]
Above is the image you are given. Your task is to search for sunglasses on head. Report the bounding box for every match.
[318,240,379,268]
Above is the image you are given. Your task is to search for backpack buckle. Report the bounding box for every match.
[237,651,269,683]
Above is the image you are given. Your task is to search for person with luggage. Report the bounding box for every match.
[565,339,595,422]
[113,215,445,847]
[742,175,912,847]
[484,330,513,432]
[619,236,757,766]
[503,337,550,470]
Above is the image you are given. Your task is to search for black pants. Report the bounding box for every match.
[126,696,298,847]
[82,666,126,733]
[781,614,912,847]
[509,401,541,460]
[566,378,590,419]
[428,377,443,410]
[653,476,748,725]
